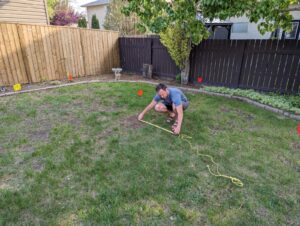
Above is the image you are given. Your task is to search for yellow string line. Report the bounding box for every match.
[139,119,244,187]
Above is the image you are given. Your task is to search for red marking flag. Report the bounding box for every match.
[137,89,144,96]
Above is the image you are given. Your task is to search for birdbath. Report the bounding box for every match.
[112,68,122,81]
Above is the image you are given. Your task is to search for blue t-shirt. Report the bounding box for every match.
[153,88,188,107]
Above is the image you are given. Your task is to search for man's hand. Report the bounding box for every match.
[172,125,181,135]
[138,113,144,121]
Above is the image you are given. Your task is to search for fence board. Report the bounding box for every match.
[119,37,152,74]
[152,37,180,79]
[217,39,299,93]
[120,37,300,93]
[0,22,119,86]
[0,23,28,85]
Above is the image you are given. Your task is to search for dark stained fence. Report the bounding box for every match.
[119,37,180,79]
[119,37,152,74]
[152,37,180,79]
[238,40,300,93]
[120,37,300,93]
[190,40,245,88]
[190,39,300,93]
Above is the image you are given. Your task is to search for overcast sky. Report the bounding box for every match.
[69,0,91,14]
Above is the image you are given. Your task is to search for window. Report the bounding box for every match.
[284,21,299,39]
[231,23,248,33]
[271,28,283,39]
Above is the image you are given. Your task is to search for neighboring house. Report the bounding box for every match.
[207,5,300,40]
[229,13,300,40]
[0,0,49,24]
[229,15,272,39]
[81,0,110,29]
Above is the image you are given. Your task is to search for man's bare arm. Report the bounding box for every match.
[173,105,183,134]
[138,100,157,120]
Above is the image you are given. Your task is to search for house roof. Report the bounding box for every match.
[205,22,233,26]
[81,0,110,7]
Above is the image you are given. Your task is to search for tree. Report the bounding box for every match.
[91,15,100,29]
[78,16,87,28]
[104,0,143,35]
[47,0,59,18]
[123,0,298,84]
[160,23,196,84]
[50,7,80,26]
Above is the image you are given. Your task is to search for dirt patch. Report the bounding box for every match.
[0,182,15,190]
[99,127,114,138]
[220,106,255,121]
[29,129,50,142]
[291,142,300,150]
[220,107,231,113]
[32,159,44,172]
[120,115,144,130]
[0,174,17,191]
[208,125,223,135]
[20,145,35,153]
[255,207,271,222]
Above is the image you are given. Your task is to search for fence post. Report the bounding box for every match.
[150,37,153,66]
[79,29,86,76]
[236,40,247,88]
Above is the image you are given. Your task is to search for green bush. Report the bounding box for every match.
[160,23,191,70]
[204,86,300,115]
[289,94,300,108]
[91,15,100,29]
[78,16,87,28]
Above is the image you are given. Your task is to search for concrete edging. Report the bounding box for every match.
[1,79,299,121]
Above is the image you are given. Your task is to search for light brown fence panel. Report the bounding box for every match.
[0,23,28,85]
[0,22,120,86]
[18,24,86,83]
[18,24,59,82]
[59,27,85,79]
[81,29,120,76]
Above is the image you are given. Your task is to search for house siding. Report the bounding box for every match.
[229,11,300,40]
[0,0,48,24]
[229,16,271,39]
[86,5,107,29]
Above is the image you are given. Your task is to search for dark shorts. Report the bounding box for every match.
[162,101,189,111]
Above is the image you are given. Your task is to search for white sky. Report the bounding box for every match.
[69,0,92,14]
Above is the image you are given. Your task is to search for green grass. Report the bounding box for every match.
[0,82,299,225]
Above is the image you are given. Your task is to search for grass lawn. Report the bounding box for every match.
[0,82,299,225]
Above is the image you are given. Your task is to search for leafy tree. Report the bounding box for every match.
[123,0,299,83]
[78,16,87,28]
[50,7,80,26]
[160,23,195,84]
[104,0,143,35]
[91,15,100,29]
[47,0,59,18]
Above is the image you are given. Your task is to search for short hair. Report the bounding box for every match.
[156,83,167,92]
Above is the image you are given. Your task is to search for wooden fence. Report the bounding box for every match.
[190,39,300,93]
[119,37,300,93]
[0,23,120,86]
[119,36,180,79]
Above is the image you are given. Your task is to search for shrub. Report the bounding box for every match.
[91,15,100,29]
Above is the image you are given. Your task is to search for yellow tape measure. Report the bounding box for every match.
[139,119,243,187]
